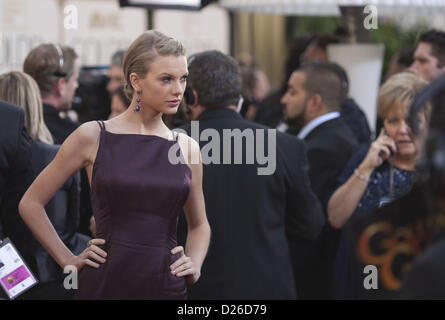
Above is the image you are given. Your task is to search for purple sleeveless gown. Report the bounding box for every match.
[76,121,191,299]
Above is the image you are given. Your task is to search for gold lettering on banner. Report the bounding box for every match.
[357,213,445,290]
[89,12,120,29]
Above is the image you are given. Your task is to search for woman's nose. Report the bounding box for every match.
[173,81,183,96]
[398,120,411,134]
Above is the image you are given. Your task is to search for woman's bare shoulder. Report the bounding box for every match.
[57,121,104,166]
[55,121,102,161]
[176,132,201,165]
[177,132,199,149]
[68,121,102,145]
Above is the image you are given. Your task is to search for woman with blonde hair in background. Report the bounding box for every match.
[328,71,430,229]
[0,71,89,299]
[327,71,430,299]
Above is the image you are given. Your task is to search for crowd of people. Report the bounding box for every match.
[0,27,445,300]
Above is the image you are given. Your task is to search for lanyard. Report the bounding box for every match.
[389,164,394,199]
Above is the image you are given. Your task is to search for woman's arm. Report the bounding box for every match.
[327,129,397,229]
[327,162,373,229]
[170,134,210,285]
[19,122,107,271]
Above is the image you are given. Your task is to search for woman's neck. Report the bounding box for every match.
[389,154,417,171]
[119,106,168,135]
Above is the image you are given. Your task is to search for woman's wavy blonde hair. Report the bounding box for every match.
[0,71,54,144]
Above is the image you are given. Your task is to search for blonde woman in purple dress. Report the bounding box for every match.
[19,30,211,299]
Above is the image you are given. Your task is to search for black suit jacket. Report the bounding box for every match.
[301,116,359,298]
[43,104,80,145]
[254,88,286,128]
[29,141,90,283]
[43,104,92,237]
[178,108,324,299]
[304,117,359,208]
[0,101,36,272]
[340,98,371,146]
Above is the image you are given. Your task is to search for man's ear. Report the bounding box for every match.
[309,94,323,112]
[191,90,199,107]
[55,77,65,97]
[186,89,199,108]
[187,90,206,120]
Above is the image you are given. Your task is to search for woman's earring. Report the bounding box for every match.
[134,90,141,113]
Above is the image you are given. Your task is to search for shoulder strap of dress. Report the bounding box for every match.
[96,120,106,131]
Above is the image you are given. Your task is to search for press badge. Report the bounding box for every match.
[0,238,38,299]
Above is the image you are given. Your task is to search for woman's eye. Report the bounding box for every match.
[387,119,399,125]
[162,77,172,83]
[180,76,188,82]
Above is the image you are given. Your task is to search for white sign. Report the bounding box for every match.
[0,0,147,73]
[63,0,147,66]
[154,3,230,56]
[328,44,385,133]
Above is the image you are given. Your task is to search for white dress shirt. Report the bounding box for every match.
[297,112,341,140]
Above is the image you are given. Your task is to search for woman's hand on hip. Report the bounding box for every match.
[170,246,201,285]
[64,238,107,272]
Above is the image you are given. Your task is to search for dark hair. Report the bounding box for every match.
[238,60,259,104]
[299,61,344,111]
[429,82,445,131]
[311,34,340,51]
[418,29,445,68]
[23,44,78,98]
[323,62,349,102]
[284,36,314,86]
[187,50,241,109]
[398,47,415,67]
[113,85,131,108]
[409,75,445,198]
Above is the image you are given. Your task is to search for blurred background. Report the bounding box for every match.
[1,0,445,131]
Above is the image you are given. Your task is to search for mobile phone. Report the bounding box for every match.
[379,129,395,157]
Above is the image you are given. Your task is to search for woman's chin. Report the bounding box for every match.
[163,106,179,115]
[396,144,417,158]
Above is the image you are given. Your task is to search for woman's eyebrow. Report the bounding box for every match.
[158,73,173,77]
[158,72,188,77]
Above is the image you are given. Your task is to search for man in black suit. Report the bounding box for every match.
[23,44,80,144]
[178,51,324,299]
[0,101,36,299]
[281,61,359,298]
[301,35,371,145]
[23,44,93,237]
[281,61,359,208]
